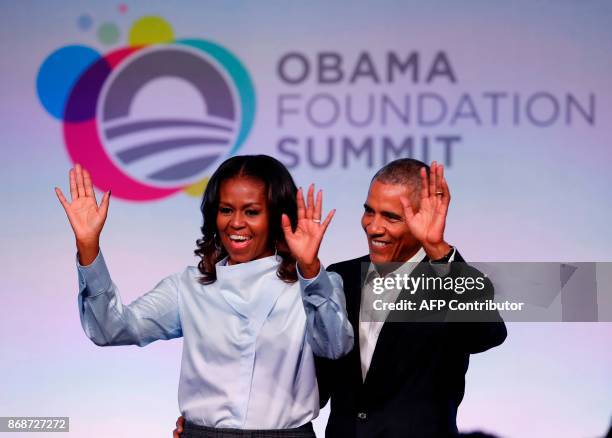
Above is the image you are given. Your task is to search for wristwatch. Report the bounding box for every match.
[431,246,454,264]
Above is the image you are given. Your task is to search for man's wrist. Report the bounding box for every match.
[424,242,452,261]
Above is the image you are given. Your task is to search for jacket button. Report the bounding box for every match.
[357,412,367,420]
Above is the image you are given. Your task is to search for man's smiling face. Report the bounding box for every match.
[361,180,421,264]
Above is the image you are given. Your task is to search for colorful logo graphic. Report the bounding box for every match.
[37,15,255,201]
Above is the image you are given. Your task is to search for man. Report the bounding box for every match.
[317,158,506,437]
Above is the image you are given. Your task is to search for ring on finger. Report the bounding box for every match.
[312,219,321,223]
[435,191,444,196]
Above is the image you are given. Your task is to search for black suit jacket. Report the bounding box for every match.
[317,252,507,438]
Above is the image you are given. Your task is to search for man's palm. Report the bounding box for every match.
[400,162,450,248]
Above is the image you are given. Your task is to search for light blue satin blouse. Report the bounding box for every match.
[76,252,353,429]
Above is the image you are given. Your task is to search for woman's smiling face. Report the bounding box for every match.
[216,176,273,265]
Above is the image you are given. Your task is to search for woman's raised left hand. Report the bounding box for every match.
[282,184,335,278]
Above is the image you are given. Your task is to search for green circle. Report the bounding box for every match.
[97,22,120,45]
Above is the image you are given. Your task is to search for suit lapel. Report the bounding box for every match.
[347,277,363,328]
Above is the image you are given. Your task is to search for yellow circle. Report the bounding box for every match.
[129,16,174,46]
[183,178,209,197]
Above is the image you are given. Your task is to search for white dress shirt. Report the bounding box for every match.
[358,247,455,381]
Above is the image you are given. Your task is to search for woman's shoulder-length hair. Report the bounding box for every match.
[194,154,298,284]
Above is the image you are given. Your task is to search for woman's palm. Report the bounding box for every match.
[55,164,110,243]
[67,196,105,238]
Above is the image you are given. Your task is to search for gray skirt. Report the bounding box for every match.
[182,421,315,438]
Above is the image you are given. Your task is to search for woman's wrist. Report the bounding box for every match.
[76,238,100,266]
[297,258,321,279]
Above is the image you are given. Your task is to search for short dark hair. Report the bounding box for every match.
[371,158,430,206]
[194,155,298,284]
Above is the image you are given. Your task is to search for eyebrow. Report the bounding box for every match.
[363,203,403,220]
[219,202,263,208]
[383,211,403,220]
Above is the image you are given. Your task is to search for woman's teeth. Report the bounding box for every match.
[230,235,251,241]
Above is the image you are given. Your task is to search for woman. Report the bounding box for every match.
[55,155,353,437]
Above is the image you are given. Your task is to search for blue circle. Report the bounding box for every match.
[77,14,93,31]
[36,45,101,120]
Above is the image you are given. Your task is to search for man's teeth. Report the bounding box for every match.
[371,240,388,247]
[230,235,251,241]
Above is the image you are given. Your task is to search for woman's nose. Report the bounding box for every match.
[229,212,246,228]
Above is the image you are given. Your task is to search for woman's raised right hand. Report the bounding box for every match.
[55,163,110,265]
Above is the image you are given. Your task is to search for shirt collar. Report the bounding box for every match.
[216,254,280,279]
[365,247,427,283]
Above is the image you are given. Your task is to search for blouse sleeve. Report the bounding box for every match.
[77,251,182,347]
[297,266,354,359]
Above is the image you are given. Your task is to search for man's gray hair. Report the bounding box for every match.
[372,158,430,186]
[371,158,430,206]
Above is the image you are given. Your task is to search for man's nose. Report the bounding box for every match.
[367,215,385,235]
